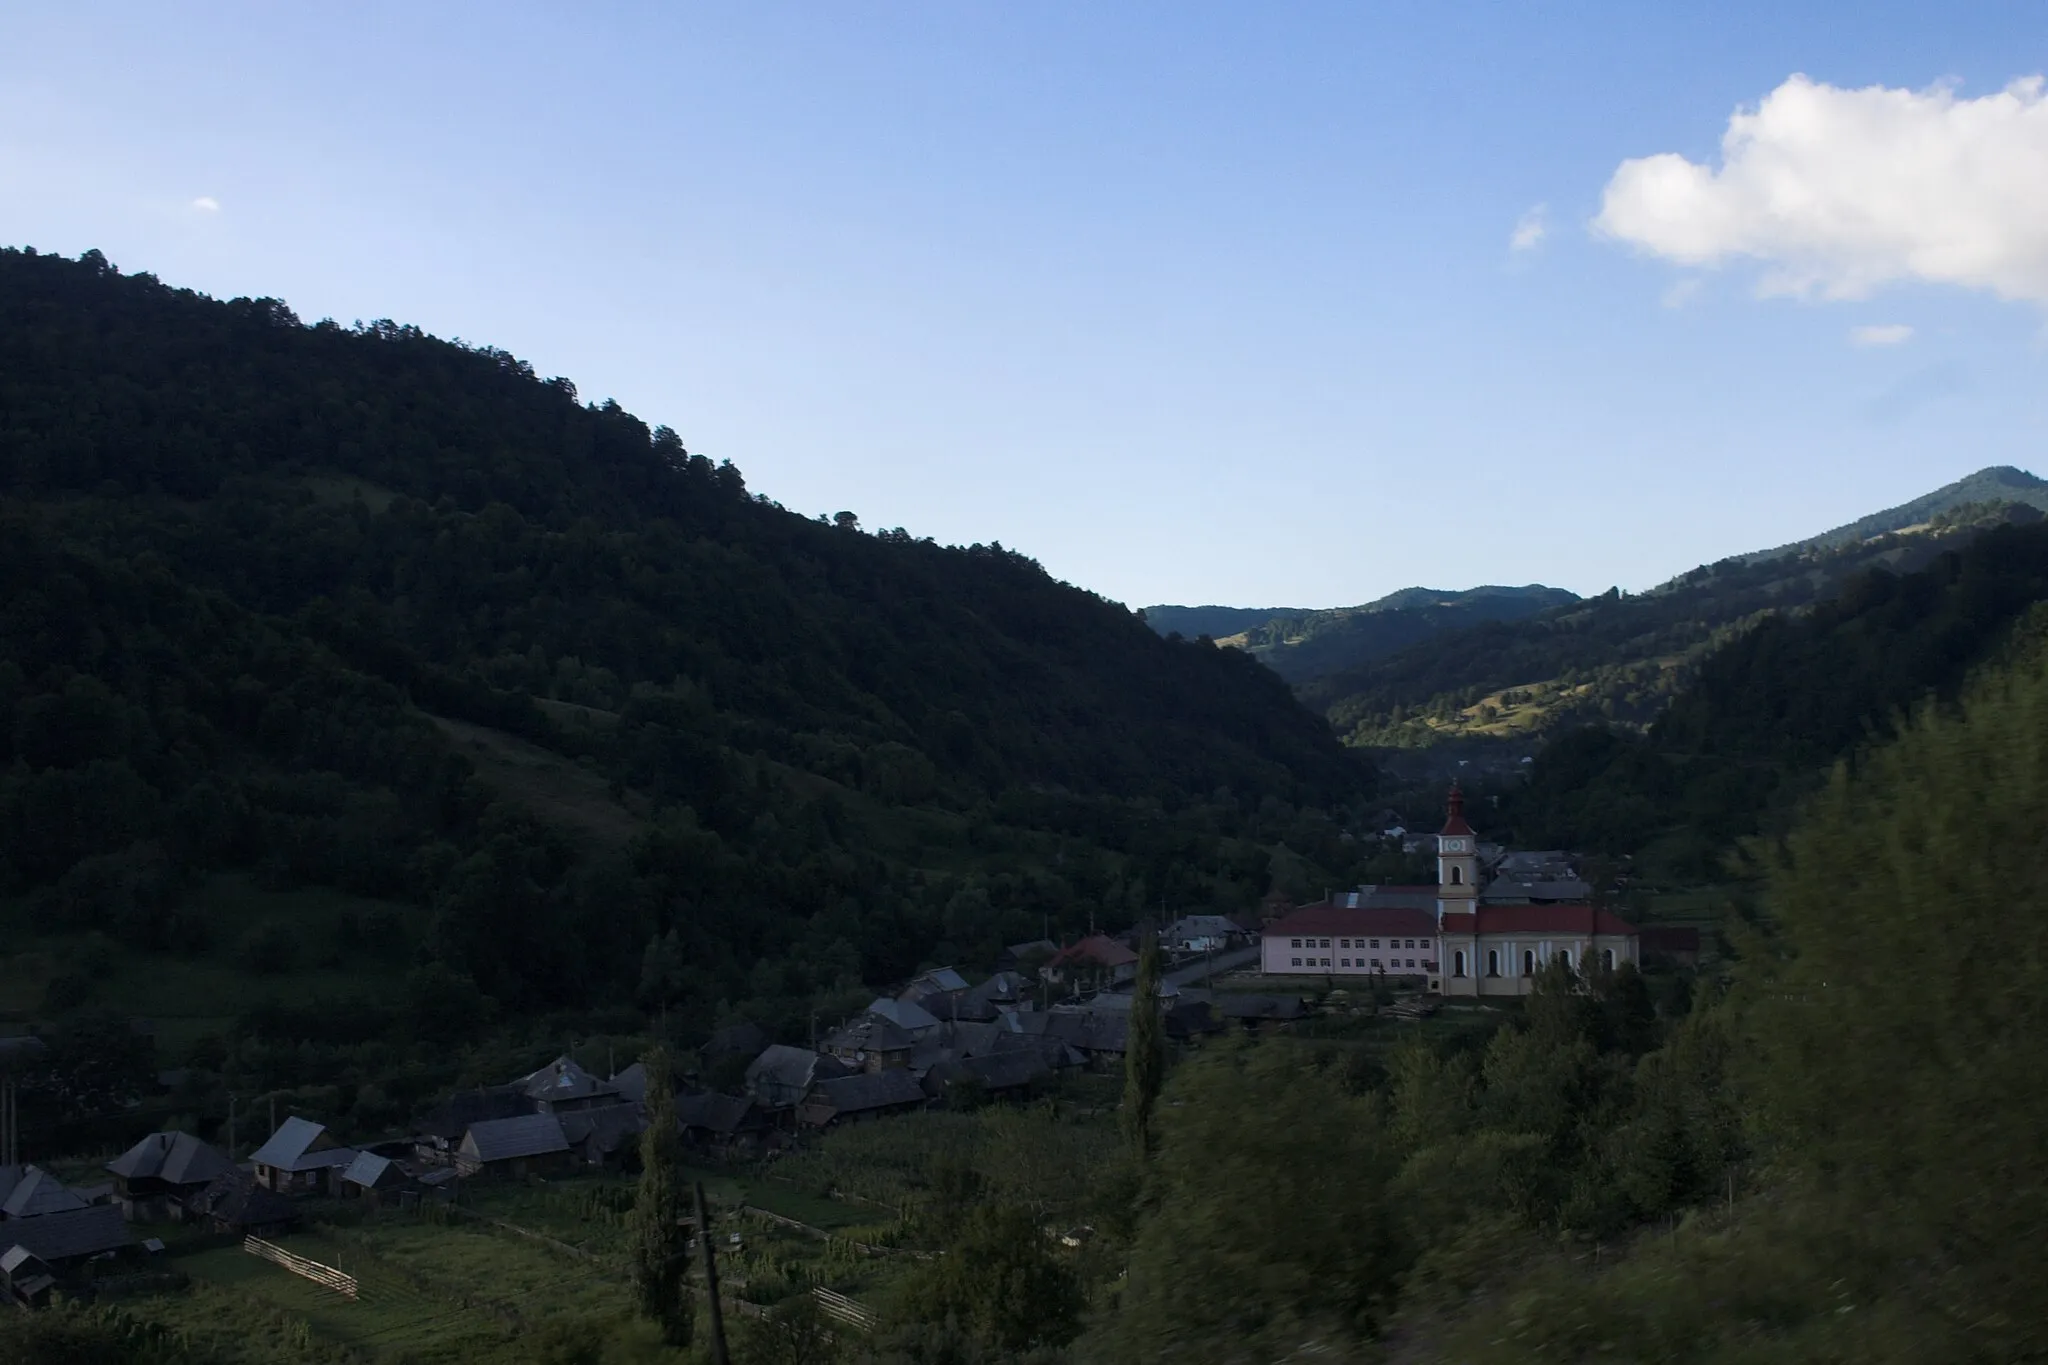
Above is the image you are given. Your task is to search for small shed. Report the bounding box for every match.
[456,1113,571,1178]
[341,1152,414,1208]
[1,1244,56,1307]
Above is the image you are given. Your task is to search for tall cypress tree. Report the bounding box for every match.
[630,1046,694,1346]
[1123,932,1166,1161]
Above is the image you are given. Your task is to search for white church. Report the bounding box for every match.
[1260,788,1639,995]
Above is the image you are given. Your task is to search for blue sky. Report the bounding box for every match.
[4,3,2045,609]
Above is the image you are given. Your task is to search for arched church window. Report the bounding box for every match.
[1522,949,1534,975]
[1449,866,1462,885]
[1487,950,1500,977]
[1603,948,1616,970]
[1453,950,1466,977]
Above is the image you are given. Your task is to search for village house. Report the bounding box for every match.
[0,1165,90,1220]
[1161,914,1252,954]
[0,1204,130,1295]
[414,1084,528,1156]
[519,1056,623,1114]
[745,1045,850,1111]
[186,1168,298,1238]
[559,1103,648,1168]
[821,1013,918,1072]
[797,1069,927,1127]
[1260,790,1640,994]
[675,1092,772,1155]
[105,1131,237,1222]
[249,1117,357,1196]
[922,1049,1053,1106]
[456,1113,573,1179]
[1043,935,1139,991]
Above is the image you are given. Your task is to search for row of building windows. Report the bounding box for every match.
[1290,957,1425,970]
[1289,937,1423,950]
[1445,947,1619,977]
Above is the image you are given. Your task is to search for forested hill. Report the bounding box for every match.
[1308,501,2046,748]
[1143,584,1577,685]
[1504,518,2048,876]
[0,246,1371,1029]
[1737,463,2048,564]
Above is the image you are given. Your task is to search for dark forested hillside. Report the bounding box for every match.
[0,246,1372,1041]
[1504,520,2048,874]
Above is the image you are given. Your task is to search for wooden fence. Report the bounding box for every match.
[243,1236,358,1300]
[812,1286,877,1332]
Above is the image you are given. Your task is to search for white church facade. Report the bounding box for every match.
[1260,789,1639,995]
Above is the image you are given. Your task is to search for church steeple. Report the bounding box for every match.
[1436,784,1480,926]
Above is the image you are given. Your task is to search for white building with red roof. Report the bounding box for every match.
[1259,787,1639,994]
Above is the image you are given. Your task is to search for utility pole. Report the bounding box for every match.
[693,1182,729,1365]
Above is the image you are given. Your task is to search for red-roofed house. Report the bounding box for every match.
[1044,935,1140,990]
[1259,788,1639,995]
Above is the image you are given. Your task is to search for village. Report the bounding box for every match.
[0,795,1701,1356]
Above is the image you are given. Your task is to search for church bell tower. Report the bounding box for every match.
[1436,785,1480,926]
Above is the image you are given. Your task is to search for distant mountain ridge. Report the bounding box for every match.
[1142,585,1578,684]
[1738,465,2048,565]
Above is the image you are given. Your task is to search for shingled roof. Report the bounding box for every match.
[520,1056,617,1105]
[249,1117,355,1173]
[107,1131,236,1188]
[0,1167,89,1219]
[415,1085,529,1141]
[187,1169,297,1231]
[460,1113,569,1163]
[560,1102,647,1155]
[823,1013,916,1055]
[675,1092,763,1136]
[3,1205,130,1263]
[342,1152,409,1191]
[809,1069,926,1116]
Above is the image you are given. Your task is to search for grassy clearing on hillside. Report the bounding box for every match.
[302,472,398,513]
[427,715,644,847]
[0,873,415,1053]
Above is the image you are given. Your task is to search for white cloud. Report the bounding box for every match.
[190,196,220,213]
[1509,203,1547,253]
[1850,323,1915,347]
[1595,74,2048,304]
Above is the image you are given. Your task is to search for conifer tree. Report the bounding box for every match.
[630,1046,693,1346]
[1123,931,1166,1161]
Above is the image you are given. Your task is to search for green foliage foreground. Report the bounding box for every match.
[1086,632,2048,1362]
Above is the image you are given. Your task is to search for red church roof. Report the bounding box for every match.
[1440,786,1475,837]
[1263,901,1439,939]
[1438,905,1636,936]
